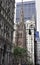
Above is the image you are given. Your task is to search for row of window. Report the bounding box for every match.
[0,0,14,21]
[0,7,14,27]
[0,51,11,65]
[0,19,13,42]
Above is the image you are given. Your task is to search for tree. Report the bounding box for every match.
[13,46,33,65]
[13,46,28,65]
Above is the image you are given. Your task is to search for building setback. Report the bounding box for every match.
[0,0,15,65]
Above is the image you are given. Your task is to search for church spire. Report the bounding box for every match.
[20,0,24,22]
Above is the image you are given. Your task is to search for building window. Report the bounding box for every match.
[0,49,3,64]
[19,33,22,38]
[1,10,3,15]
[7,53,10,64]
[0,24,1,29]
[7,7,10,14]
[0,9,1,12]
[0,1,2,6]
[6,0,7,4]
[11,31,13,41]
[0,19,1,29]
[6,32,9,39]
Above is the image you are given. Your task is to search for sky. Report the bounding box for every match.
[15,0,40,37]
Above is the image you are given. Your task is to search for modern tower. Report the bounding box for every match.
[16,1,36,23]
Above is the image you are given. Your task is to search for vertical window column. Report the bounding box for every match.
[4,23,6,38]
[11,30,13,42]
[0,48,3,65]
[0,18,2,35]
[8,52,10,64]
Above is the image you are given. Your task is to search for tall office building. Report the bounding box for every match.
[16,1,36,23]
[0,0,15,65]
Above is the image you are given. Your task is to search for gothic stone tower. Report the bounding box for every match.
[15,0,26,48]
[15,22,26,48]
[0,0,15,65]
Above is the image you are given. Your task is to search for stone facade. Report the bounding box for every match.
[25,18,35,65]
[15,22,26,48]
[0,0,15,65]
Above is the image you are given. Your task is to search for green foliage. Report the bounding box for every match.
[29,61,33,65]
[13,46,33,65]
[13,46,27,57]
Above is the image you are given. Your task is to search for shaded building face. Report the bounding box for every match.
[0,0,15,65]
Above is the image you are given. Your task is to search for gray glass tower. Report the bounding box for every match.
[16,1,36,23]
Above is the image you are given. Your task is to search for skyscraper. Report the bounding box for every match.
[16,1,36,23]
[0,0,15,65]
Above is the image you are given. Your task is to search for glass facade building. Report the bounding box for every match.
[16,1,36,22]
